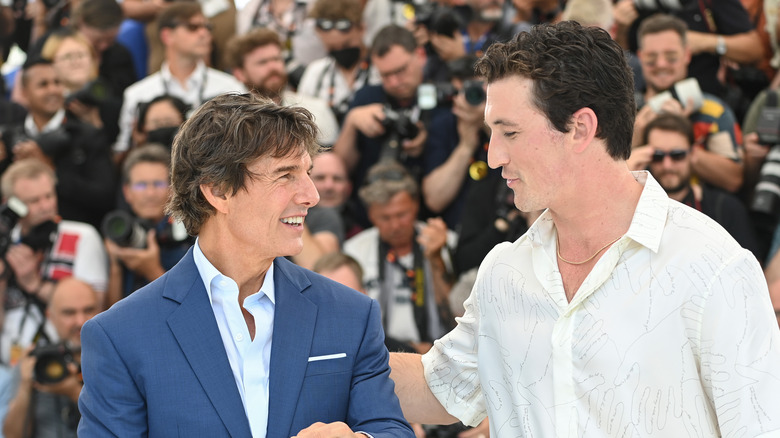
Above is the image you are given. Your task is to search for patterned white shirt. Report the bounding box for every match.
[422,171,780,437]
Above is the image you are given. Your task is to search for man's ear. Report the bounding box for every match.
[232,67,246,85]
[569,107,597,154]
[200,183,229,213]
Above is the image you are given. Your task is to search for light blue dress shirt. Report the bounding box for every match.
[193,240,275,437]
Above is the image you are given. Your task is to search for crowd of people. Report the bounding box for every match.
[0,0,779,435]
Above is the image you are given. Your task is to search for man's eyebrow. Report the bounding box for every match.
[487,119,519,128]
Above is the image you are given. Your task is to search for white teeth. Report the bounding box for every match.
[281,216,304,225]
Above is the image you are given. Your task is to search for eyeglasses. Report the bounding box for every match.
[651,149,688,163]
[177,22,213,32]
[54,51,91,64]
[130,180,169,192]
[316,19,353,33]
[642,52,681,67]
[378,59,412,80]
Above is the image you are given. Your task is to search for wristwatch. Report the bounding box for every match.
[716,36,727,56]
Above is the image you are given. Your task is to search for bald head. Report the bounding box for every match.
[47,277,100,346]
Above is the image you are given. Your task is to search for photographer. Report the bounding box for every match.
[3,277,98,438]
[420,56,487,229]
[130,94,188,151]
[4,57,116,230]
[104,145,191,307]
[0,159,107,366]
[334,24,452,227]
[629,14,744,194]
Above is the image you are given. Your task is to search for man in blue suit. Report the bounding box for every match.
[77,93,415,437]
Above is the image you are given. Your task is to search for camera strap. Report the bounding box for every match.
[377,235,431,343]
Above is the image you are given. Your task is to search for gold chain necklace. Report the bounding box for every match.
[557,235,622,266]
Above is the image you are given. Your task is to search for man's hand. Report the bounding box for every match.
[626,145,654,171]
[35,362,82,403]
[418,217,448,259]
[5,243,44,293]
[348,104,387,138]
[105,230,165,281]
[453,93,486,151]
[401,122,427,158]
[12,139,50,164]
[67,99,103,129]
[430,32,466,62]
[292,421,364,437]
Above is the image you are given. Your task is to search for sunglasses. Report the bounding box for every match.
[177,22,213,32]
[316,19,353,32]
[651,149,688,163]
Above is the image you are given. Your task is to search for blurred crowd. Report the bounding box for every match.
[0,0,779,436]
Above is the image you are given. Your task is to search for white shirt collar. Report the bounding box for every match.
[192,237,276,305]
[23,109,66,136]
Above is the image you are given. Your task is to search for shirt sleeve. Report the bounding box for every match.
[699,249,780,436]
[421,243,510,426]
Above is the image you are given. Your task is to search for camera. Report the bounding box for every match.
[378,105,420,162]
[30,342,80,385]
[633,0,689,11]
[65,78,111,107]
[418,80,485,110]
[102,210,189,249]
[0,197,29,257]
[0,125,73,160]
[412,2,470,36]
[646,77,703,114]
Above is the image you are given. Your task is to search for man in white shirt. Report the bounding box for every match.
[389,21,780,437]
[114,2,246,156]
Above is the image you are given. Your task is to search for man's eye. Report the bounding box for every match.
[504,131,517,138]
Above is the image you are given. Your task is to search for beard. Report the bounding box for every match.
[252,72,287,100]
[657,170,689,195]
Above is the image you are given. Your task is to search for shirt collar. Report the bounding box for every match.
[24,109,66,136]
[160,60,207,88]
[525,170,667,254]
[193,238,276,305]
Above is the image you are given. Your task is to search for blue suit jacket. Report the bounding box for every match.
[77,250,414,437]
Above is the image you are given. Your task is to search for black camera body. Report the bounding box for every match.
[31,342,80,385]
[379,106,420,162]
[0,197,29,258]
[65,79,111,107]
[0,124,73,160]
[633,0,689,11]
[418,81,485,110]
[413,2,471,36]
[102,210,190,249]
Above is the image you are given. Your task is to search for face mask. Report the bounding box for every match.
[146,126,179,149]
[330,46,362,70]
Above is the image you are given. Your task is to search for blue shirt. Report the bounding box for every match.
[193,240,275,437]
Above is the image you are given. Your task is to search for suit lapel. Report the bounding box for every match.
[266,258,317,437]
[165,251,253,438]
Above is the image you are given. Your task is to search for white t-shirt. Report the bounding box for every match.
[423,172,780,437]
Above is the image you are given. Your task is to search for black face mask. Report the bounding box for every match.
[146,126,179,149]
[330,46,362,69]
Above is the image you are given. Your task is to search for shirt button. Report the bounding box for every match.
[235,333,244,342]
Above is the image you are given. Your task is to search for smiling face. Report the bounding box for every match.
[21,64,65,119]
[485,76,567,213]
[218,151,320,260]
[638,29,690,95]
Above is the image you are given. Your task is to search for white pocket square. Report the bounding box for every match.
[307,353,347,362]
